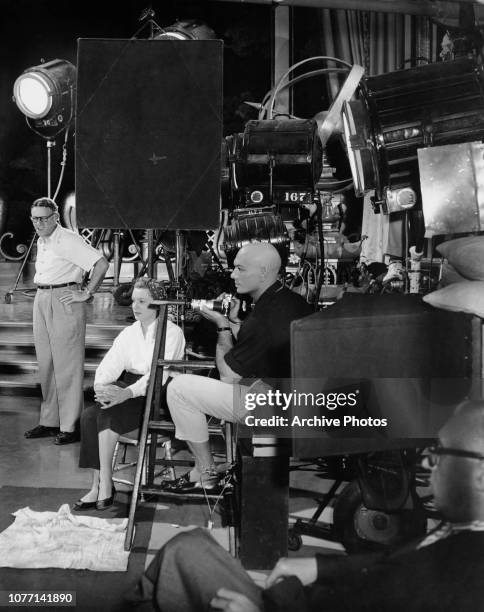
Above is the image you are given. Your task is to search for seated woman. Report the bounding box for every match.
[73,277,185,511]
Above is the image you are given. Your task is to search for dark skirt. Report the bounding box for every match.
[78,372,145,470]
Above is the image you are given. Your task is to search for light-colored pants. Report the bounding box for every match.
[33,287,86,432]
[167,374,249,443]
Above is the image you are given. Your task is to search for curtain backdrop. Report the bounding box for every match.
[311,8,441,262]
[318,9,440,98]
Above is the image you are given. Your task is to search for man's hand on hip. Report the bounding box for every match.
[59,289,91,305]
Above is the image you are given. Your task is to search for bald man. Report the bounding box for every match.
[164,242,312,493]
[127,401,484,611]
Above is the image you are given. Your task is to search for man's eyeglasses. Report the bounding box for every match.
[30,212,56,224]
[426,445,484,468]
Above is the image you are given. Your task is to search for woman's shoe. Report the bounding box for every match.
[72,499,97,511]
[95,486,116,511]
[160,471,192,491]
[163,474,221,495]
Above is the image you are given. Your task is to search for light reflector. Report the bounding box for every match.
[342,100,375,197]
[14,74,52,118]
[13,59,76,129]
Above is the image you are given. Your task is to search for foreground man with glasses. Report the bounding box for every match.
[24,197,108,445]
[125,400,484,611]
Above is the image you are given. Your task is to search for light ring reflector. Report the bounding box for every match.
[342,100,376,197]
[13,59,76,129]
[13,73,52,119]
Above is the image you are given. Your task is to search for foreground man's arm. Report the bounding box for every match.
[211,588,261,612]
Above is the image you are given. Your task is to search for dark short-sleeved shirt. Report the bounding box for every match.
[224,281,312,380]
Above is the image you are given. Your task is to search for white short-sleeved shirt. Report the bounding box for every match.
[34,225,103,285]
[94,319,186,397]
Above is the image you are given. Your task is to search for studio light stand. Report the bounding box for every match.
[5,59,76,303]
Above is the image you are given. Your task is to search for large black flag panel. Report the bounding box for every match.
[75,38,223,229]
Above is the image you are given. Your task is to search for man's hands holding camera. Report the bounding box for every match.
[198,293,242,327]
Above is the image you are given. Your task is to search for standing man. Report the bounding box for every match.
[24,197,109,445]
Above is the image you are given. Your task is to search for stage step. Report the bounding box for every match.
[0,371,96,397]
[0,321,125,396]
[0,349,100,373]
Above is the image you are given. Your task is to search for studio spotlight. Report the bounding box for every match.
[233,119,323,197]
[155,19,216,41]
[384,187,417,214]
[342,58,484,204]
[13,59,76,136]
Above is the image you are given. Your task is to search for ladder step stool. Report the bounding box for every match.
[124,305,236,552]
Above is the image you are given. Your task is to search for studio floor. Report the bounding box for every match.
[0,262,343,609]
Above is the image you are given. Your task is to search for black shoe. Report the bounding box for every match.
[25,425,60,439]
[72,499,97,511]
[163,476,222,495]
[160,471,192,491]
[96,487,116,511]
[54,431,79,445]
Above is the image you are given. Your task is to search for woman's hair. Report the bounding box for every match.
[133,277,166,300]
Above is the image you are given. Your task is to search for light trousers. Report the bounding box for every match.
[166,374,248,443]
[33,287,86,432]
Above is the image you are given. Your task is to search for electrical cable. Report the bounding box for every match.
[52,127,70,202]
[258,67,349,119]
[265,56,353,119]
